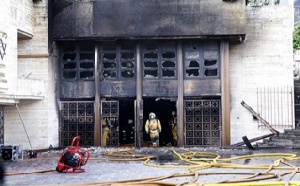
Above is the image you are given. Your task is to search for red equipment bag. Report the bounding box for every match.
[56,136,90,173]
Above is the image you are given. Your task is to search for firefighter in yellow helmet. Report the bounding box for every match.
[169,111,177,146]
[145,112,161,147]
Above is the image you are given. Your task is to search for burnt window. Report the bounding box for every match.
[183,41,219,79]
[61,42,95,80]
[203,51,219,77]
[101,41,136,80]
[143,41,176,79]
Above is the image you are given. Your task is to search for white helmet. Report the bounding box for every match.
[149,112,156,119]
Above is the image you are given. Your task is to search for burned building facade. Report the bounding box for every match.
[0,0,294,149]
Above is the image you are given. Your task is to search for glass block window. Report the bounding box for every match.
[183,41,219,79]
[61,42,95,80]
[60,101,94,146]
[185,100,221,147]
[101,41,136,80]
[143,41,176,79]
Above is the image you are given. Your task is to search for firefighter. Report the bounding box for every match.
[102,118,111,147]
[169,111,177,146]
[145,112,161,147]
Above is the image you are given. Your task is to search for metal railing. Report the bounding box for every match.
[256,86,294,128]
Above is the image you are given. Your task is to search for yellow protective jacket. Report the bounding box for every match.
[145,118,161,134]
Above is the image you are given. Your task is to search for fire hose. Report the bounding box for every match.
[4,148,300,185]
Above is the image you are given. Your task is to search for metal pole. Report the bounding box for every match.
[13,96,33,150]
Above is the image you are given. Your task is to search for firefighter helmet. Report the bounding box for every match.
[149,112,156,119]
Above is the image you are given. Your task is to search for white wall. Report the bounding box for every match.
[230,1,294,144]
[1,0,58,150]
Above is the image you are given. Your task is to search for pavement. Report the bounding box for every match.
[2,146,300,185]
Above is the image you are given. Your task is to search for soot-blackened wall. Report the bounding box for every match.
[52,0,246,39]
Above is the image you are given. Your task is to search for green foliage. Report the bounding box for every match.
[294,23,300,50]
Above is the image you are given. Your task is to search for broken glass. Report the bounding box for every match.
[80,62,93,69]
[103,62,117,69]
[144,52,158,59]
[204,60,217,67]
[204,69,218,77]
[64,62,76,70]
[162,69,175,77]
[144,61,158,68]
[80,53,94,61]
[103,53,116,60]
[63,71,76,79]
[121,70,135,78]
[63,53,76,61]
[186,69,199,77]
[80,71,94,79]
[185,51,200,59]
[103,70,117,79]
[188,60,200,67]
[121,52,134,59]
[162,61,175,68]
[121,61,134,68]
[162,51,175,59]
[144,70,158,78]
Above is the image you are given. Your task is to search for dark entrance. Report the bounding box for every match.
[143,97,176,146]
[119,99,135,146]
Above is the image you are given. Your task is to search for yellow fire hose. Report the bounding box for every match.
[4,148,300,186]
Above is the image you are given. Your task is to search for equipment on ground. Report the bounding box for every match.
[0,144,23,161]
[27,150,37,158]
[56,136,90,173]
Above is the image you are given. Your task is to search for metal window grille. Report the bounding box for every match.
[256,86,294,129]
[101,101,119,146]
[60,101,94,146]
[185,100,221,147]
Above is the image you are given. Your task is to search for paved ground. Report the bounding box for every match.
[2,147,300,185]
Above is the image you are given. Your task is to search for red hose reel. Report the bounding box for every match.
[56,136,90,173]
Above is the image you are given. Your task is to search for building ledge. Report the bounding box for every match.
[17,29,33,40]
[0,94,44,105]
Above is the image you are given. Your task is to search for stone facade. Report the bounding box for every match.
[0,0,57,150]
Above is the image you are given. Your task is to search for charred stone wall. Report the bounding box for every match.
[52,0,246,39]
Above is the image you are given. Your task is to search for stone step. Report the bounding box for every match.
[283,129,300,135]
[256,143,300,149]
[253,129,300,149]
[278,133,300,138]
[270,136,300,143]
